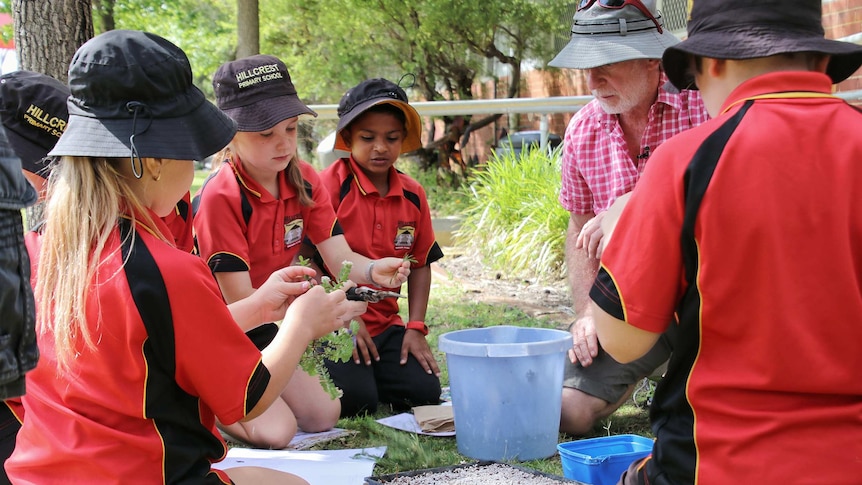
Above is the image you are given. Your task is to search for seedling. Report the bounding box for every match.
[296,259,359,399]
[389,253,417,285]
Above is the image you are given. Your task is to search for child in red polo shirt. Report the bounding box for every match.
[0,70,205,482]
[6,30,360,485]
[317,78,444,417]
[194,56,410,448]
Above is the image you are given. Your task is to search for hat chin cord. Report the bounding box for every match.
[126,101,153,179]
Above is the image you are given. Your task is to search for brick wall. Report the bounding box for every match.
[824,0,862,93]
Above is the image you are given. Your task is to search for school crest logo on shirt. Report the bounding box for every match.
[394,223,415,250]
[284,218,304,248]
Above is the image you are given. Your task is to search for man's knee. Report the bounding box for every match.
[560,385,633,435]
[560,387,606,435]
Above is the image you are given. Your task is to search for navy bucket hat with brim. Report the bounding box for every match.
[663,0,862,90]
[334,78,422,153]
[548,0,680,69]
[49,30,236,161]
[0,71,69,176]
[213,54,317,132]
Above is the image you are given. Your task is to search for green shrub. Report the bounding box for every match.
[455,147,569,281]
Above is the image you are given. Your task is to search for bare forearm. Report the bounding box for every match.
[566,216,599,316]
[226,290,266,331]
[317,235,374,285]
[407,265,431,322]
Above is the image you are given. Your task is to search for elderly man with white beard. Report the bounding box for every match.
[548,0,709,435]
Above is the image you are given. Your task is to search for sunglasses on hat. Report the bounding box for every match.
[578,0,663,33]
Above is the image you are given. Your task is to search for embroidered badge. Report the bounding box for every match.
[394,224,415,250]
[284,219,304,248]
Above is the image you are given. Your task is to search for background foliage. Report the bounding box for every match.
[41,0,574,108]
[455,148,569,281]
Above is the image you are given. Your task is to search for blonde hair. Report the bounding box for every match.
[214,146,313,206]
[37,156,162,373]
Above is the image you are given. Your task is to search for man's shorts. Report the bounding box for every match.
[563,332,671,404]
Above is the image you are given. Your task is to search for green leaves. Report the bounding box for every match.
[297,260,358,399]
[456,147,569,281]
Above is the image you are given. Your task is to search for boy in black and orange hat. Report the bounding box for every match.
[317,78,444,418]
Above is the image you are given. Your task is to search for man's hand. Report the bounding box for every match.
[569,313,600,367]
[575,211,607,260]
[402,329,441,376]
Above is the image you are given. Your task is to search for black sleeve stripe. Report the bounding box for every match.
[207,253,250,273]
[245,363,271,414]
[590,267,625,321]
[331,220,344,237]
[426,242,444,265]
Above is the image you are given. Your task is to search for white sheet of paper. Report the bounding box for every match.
[212,446,386,485]
[376,411,456,437]
[288,428,352,450]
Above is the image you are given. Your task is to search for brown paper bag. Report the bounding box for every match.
[412,405,455,433]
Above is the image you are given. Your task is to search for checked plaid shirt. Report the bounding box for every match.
[559,76,710,215]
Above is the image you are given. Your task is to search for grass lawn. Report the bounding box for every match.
[303,281,653,478]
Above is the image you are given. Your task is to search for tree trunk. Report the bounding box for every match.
[12,0,93,82]
[13,0,93,228]
[236,0,259,59]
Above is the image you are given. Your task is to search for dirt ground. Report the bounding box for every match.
[431,246,575,328]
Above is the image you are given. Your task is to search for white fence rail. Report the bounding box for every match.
[309,89,862,151]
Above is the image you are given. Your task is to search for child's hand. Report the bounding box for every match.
[285,285,349,341]
[255,265,318,322]
[402,330,440,376]
[337,281,368,324]
[351,319,379,366]
[372,257,411,288]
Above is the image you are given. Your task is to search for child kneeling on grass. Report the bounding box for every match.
[316,78,444,417]
[5,30,363,485]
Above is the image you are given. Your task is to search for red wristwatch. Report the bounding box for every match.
[405,321,429,336]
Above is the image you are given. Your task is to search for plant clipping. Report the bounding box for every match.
[297,258,359,399]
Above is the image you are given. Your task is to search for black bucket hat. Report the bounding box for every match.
[334,78,422,153]
[213,55,317,132]
[0,71,69,175]
[49,30,236,161]
[663,0,862,90]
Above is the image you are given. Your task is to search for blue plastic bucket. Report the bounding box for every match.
[557,434,654,485]
[438,325,572,461]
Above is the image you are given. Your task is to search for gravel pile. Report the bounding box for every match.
[373,462,575,484]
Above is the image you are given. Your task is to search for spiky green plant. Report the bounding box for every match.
[455,146,569,281]
[296,259,359,398]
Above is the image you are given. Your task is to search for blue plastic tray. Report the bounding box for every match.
[557,434,653,485]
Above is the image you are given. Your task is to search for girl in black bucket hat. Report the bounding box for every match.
[6,30,360,485]
[195,55,411,449]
